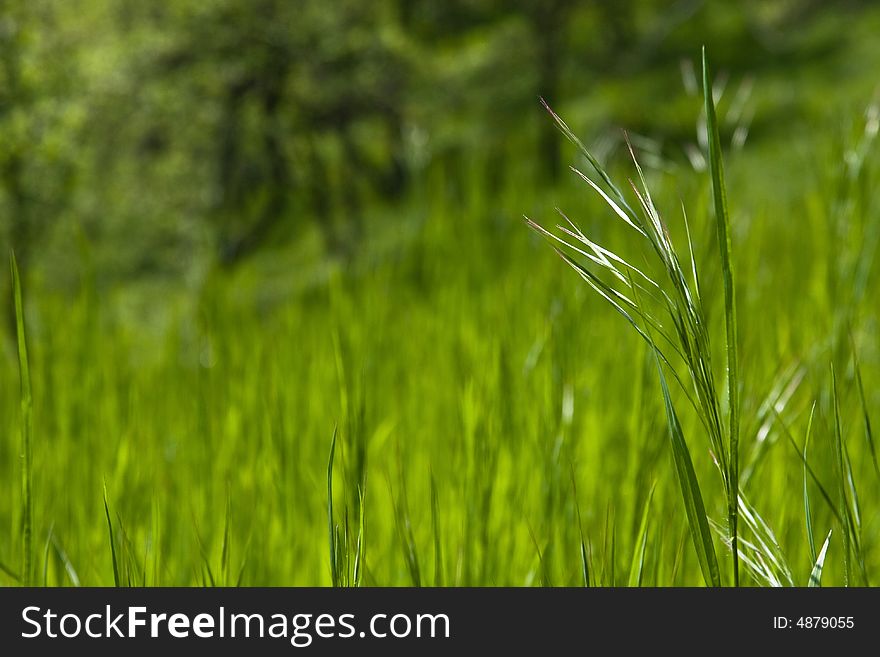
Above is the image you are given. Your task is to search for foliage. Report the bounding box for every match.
[0,1,879,587]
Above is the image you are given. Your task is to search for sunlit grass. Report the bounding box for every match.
[1,57,879,587]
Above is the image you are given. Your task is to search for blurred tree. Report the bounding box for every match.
[152,0,415,262]
[520,0,579,179]
[0,0,78,268]
[0,0,83,331]
[398,0,583,179]
[0,0,865,297]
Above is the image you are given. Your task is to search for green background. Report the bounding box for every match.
[1,0,879,586]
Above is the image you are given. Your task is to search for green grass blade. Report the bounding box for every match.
[579,531,591,588]
[569,167,647,236]
[149,499,161,586]
[539,98,640,222]
[429,472,444,586]
[352,485,366,587]
[841,411,869,584]
[808,530,832,587]
[737,493,794,586]
[527,524,552,587]
[547,246,702,414]
[842,440,861,530]
[609,513,617,586]
[803,403,817,562]
[193,521,215,587]
[656,359,721,587]
[220,492,231,585]
[628,484,655,587]
[392,467,421,587]
[235,548,249,587]
[830,364,851,585]
[703,47,740,587]
[42,526,53,586]
[327,426,339,587]
[681,202,703,310]
[0,558,21,583]
[50,534,81,587]
[629,268,719,587]
[570,467,591,587]
[11,252,33,586]
[852,343,880,482]
[103,482,120,587]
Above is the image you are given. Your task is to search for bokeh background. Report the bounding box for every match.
[1,1,879,586]
[2,0,877,298]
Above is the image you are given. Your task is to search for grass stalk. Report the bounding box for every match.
[530,50,746,586]
[702,47,741,587]
[11,252,33,586]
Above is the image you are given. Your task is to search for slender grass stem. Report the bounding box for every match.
[702,47,741,587]
[11,252,33,587]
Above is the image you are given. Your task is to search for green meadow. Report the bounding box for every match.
[1,1,879,587]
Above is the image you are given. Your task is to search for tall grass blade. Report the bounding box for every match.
[830,365,851,585]
[571,467,591,587]
[808,530,832,587]
[579,527,591,588]
[11,252,33,586]
[50,534,81,587]
[392,463,421,587]
[842,440,861,530]
[149,499,161,586]
[221,492,231,585]
[609,511,617,586]
[852,343,880,481]
[628,485,655,586]
[681,203,703,308]
[235,547,249,587]
[42,526,53,586]
[656,358,721,587]
[630,268,720,587]
[736,494,794,586]
[430,472,444,586]
[193,521,215,587]
[327,426,339,587]
[103,482,120,587]
[539,98,638,220]
[703,47,740,587]
[527,525,552,587]
[803,403,817,562]
[352,485,366,587]
[0,558,21,583]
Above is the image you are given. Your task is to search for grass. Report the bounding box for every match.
[527,52,879,586]
[703,47,741,587]
[527,53,743,585]
[11,253,33,586]
[1,54,880,587]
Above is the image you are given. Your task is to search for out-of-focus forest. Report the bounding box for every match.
[1,0,876,306]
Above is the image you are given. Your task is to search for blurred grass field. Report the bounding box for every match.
[2,1,880,586]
